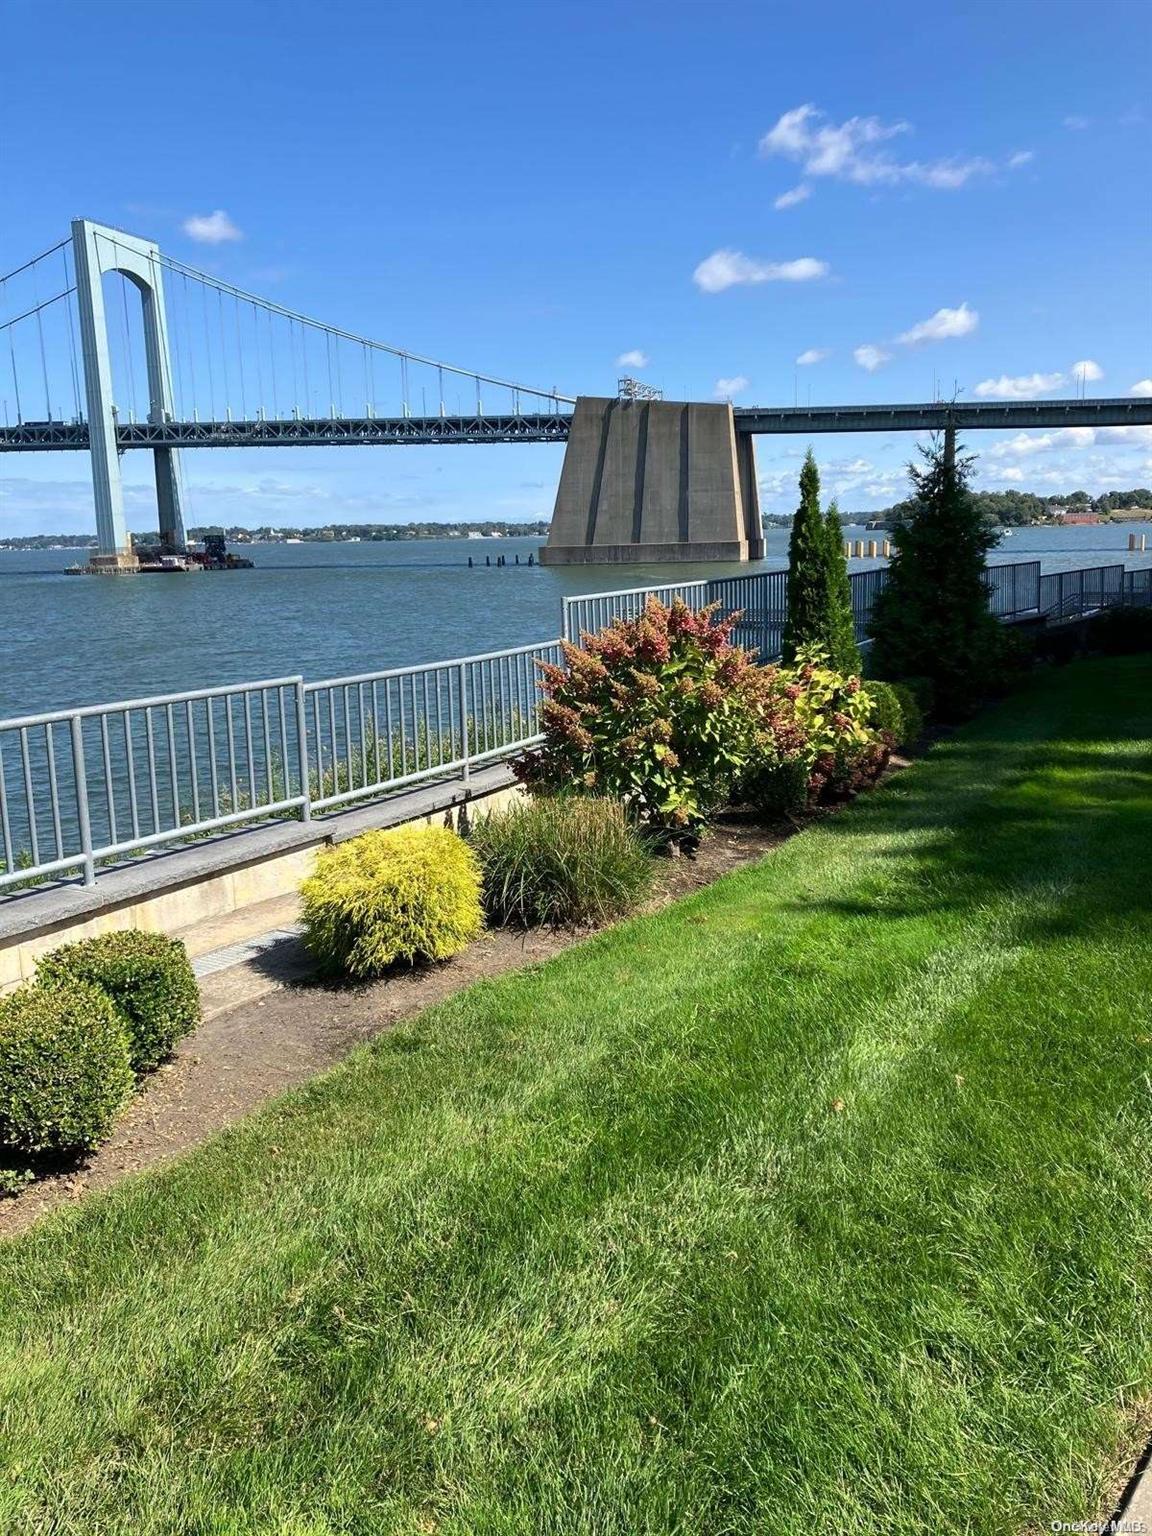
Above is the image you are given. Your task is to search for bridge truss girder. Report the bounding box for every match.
[0,413,576,451]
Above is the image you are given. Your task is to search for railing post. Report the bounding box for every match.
[294,679,312,822]
[561,596,572,643]
[459,662,471,789]
[70,713,95,887]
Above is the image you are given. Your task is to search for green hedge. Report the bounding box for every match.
[866,679,925,748]
[0,982,134,1158]
[471,796,653,928]
[38,931,200,1074]
[1092,604,1152,655]
[301,825,483,979]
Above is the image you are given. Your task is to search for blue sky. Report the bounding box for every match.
[2,0,1150,534]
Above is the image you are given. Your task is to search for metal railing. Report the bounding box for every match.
[3,554,1150,897]
[304,640,562,813]
[563,557,1151,660]
[0,679,307,891]
[987,560,1042,619]
[1,642,561,894]
[562,582,709,642]
[1038,564,1125,619]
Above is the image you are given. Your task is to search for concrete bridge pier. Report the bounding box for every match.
[540,397,763,565]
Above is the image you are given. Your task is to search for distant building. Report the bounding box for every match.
[1050,507,1100,525]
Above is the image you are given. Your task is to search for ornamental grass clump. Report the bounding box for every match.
[301,825,483,979]
[37,931,200,1074]
[0,982,134,1161]
[471,795,653,928]
[517,597,774,838]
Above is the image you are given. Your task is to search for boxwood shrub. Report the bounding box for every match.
[37,931,200,1074]
[866,679,925,749]
[0,982,134,1157]
[301,824,483,979]
[471,795,653,928]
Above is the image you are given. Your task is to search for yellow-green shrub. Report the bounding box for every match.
[300,825,483,979]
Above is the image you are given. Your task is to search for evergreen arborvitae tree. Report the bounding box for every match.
[868,434,1003,718]
[822,498,861,673]
[781,449,828,664]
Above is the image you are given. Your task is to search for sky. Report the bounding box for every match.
[1,0,1150,536]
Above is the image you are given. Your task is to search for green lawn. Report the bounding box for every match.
[2,657,1151,1535]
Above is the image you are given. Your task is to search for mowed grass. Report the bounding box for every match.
[1,658,1151,1536]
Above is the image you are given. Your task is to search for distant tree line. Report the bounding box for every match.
[0,520,552,551]
[861,487,1152,529]
[186,520,552,542]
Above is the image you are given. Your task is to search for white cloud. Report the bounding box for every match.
[181,209,243,244]
[1007,150,1035,168]
[974,371,1066,400]
[897,302,979,345]
[616,349,649,369]
[714,376,750,399]
[854,344,891,372]
[1131,379,1152,397]
[692,249,829,292]
[1071,359,1104,383]
[774,183,811,210]
[1063,115,1090,130]
[1099,425,1152,447]
[988,428,1097,458]
[757,104,1006,190]
[796,347,830,365]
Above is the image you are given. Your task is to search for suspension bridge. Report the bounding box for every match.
[2,219,1149,566]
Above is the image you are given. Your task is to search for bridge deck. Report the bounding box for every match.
[1,398,1148,451]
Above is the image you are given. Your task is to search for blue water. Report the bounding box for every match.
[1,523,1149,721]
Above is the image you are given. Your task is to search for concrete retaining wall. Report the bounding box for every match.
[541,397,765,565]
[0,765,521,996]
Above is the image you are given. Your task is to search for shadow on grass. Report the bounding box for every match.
[786,676,1152,941]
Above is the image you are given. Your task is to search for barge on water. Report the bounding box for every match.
[66,534,254,575]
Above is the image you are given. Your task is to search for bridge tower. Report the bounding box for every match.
[70,219,186,566]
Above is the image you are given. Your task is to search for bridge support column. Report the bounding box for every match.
[71,219,187,563]
[540,397,763,565]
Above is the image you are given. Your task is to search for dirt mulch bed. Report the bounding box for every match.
[0,817,794,1240]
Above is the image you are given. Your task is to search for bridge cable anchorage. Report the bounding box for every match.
[153,249,575,409]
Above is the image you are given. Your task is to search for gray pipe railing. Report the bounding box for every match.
[2,556,1148,896]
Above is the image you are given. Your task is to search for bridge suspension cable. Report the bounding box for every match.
[0,222,575,431]
[0,276,80,427]
[152,249,574,420]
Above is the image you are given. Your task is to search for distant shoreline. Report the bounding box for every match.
[3,511,1151,555]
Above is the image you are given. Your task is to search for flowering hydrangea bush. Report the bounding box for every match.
[517,598,774,836]
[518,602,890,838]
